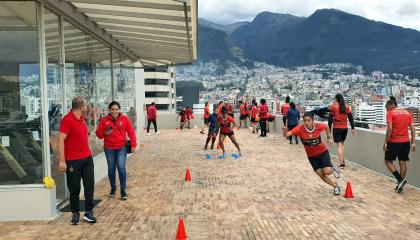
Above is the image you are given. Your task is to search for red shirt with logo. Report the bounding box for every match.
[204,106,210,119]
[95,114,137,150]
[240,104,246,115]
[387,108,413,143]
[281,103,290,116]
[330,103,351,129]
[218,115,235,134]
[259,103,269,119]
[251,106,258,118]
[59,111,92,160]
[290,123,328,157]
[147,105,157,120]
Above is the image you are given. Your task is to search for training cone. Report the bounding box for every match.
[237,127,240,130]
[216,141,221,149]
[185,168,192,181]
[176,218,187,240]
[344,181,354,198]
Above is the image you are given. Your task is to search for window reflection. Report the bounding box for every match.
[0,1,43,184]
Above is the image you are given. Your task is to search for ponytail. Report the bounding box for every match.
[335,93,346,114]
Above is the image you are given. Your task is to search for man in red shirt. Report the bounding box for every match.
[58,96,97,225]
[258,99,269,137]
[239,101,248,128]
[281,96,291,127]
[217,107,242,157]
[250,100,259,133]
[147,102,159,136]
[285,112,341,195]
[384,97,416,193]
[184,106,193,129]
[200,102,211,134]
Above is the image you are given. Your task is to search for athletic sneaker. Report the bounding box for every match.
[71,213,80,225]
[332,165,341,178]
[396,179,407,193]
[109,189,116,197]
[156,131,160,134]
[147,133,150,136]
[334,185,340,195]
[121,191,128,200]
[83,211,97,223]
[339,163,346,168]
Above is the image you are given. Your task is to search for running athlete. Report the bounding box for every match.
[286,102,300,144]
[329,93,356,168]
[250,100,258,133]
[204,107,220,150]
[217,107,242,156]
[177,109,187,130]
[285,112,341,195]
[384,97,416,193]
[281,96,291,127]
[239,101,248,128]
[184,106,192,129]
[259,99,269,137]
[200,102,211,134]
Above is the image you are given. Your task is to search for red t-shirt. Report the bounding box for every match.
[251,106,258,118]
[227,104,234,114]
[330,103,351,129]
[240,105,246,115]
[246,104,251,115]
[259,103,269,119]
[147,105,157,120]
[218,115,235,134]
[59,111,92,160]
[204,106,210,119]
[290,123,328,157]
[387,108,413,143]
[185,108,192,120]
[281,103,290,116]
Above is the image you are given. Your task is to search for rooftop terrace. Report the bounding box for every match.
[1,129,419,239]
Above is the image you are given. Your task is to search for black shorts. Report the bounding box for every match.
[251,118,256,123]
[267,118,274,123]
[208,128,219,137]
[385,142,410,161]
[240,115,247,120]
[288,124,298,131]
[220,131,234,137]
[308,151,333,171]
[333,128,348,143]
[228,113,234,118]
[204,118,210,125]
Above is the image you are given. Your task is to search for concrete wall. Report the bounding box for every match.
[271,114,420,188]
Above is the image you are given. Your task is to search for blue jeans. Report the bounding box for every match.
[104,147,127,192]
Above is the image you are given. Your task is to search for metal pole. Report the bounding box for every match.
[110,48,115,101]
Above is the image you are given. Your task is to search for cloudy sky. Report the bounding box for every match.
[199,0,420,30]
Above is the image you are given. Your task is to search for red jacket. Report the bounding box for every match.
[95,114,137,150]
[259,103,269,119]
[147,105,157,120]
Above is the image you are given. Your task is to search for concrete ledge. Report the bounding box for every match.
[0,185,57,221]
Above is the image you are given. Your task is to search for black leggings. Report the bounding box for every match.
[288,125,299,142]
[147,120,157,133]
[259,119,267,136]
[205,136,217,148]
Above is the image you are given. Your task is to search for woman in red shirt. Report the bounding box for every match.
[95,101,137,200]
[285,112,341,195]
[250,100,259,133]
[328,93,355,168]
[200,102,211,134]
[217,106,242,157]
[258,99,269,137]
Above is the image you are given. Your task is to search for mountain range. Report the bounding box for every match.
[198,9,420,76]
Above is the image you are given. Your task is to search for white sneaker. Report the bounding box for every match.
[147,133,150,136]
[156,131,160,134]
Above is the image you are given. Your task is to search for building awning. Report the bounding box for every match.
[44,0,197,66]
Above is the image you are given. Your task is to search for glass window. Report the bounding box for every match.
[63,20,112,157]
[145,92,169,98]
[145,78,169,85]
[146,104,169,110]
[113,51,136,129]
[44,9,66,202]
[0,1,43,184]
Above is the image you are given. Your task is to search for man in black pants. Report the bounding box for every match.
[147,102,159,136]
[58,96,97,225]
[259,99,269,137]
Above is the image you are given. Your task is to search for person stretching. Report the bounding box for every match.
[217,107,242,156]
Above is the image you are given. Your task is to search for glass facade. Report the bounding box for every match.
[0,1,43,185]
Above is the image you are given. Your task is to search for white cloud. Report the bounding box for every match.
[199,0,420,30]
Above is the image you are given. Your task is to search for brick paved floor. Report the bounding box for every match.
[1,129,420,240]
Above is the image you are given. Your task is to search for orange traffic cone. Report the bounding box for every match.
[344,181,354,198]
[176,218,187,240]
[237,127,240,130]
[185,168,191,181]
[140,143,145,149]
